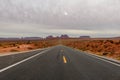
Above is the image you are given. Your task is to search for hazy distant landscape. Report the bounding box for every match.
[0,35,120,61]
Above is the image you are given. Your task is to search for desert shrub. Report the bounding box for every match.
[117,57,120,60]
[104,45,108,48]
[105,40,113,44]
[27,47,33,50]
[10,49,18,52]
[97,49,102,52]
[108,40,114,44]
[17,46,20,48]
[3,46,7,48]
[26,40,31,44]
[86,44,89,47]
[79,48,87,51]
[99,40,104,43]
[114,41,120,45]
[103,52,114,56]
[0,44,2,47]
[94,45,98,48]
[102,52,109,55]
[12,44,16,47]
[34,43,39,46]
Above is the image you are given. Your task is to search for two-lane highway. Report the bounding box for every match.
[0,45,120,80]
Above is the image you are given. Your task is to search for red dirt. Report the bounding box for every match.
[63,39,120,60]
[0,39,120,60]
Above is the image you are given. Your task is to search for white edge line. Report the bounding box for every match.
[92,56,120,67]
[76,50,120,67]
[85,52,120,67]
[0,49,49,73]
[0,47,50,57]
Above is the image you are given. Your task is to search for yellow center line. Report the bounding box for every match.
[63,56,67,63]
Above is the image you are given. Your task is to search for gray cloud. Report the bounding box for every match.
[0,0,120,37]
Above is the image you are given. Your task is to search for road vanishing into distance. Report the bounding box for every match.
[0,45,120,80]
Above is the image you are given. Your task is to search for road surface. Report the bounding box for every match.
[0,45,120,80]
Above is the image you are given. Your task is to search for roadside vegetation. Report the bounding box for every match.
[0,39,120,60]
[62,39,120,60]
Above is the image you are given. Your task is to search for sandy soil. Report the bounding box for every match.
[0,39,120,61]
[0,44,34,54]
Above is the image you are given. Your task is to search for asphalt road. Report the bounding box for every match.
[0,45,120,80]
[0,48,47,69]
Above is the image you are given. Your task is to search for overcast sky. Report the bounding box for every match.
[0,0,120,38]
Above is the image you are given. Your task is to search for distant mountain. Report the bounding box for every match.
[22,37,43,40]
[79,36,91,38]
[0,38,20,41]
[60,34,69,38]
[0,37,43,41]
[45,35,69,39]
[46,35,54,39]
[113,37,120,39]
[1,36,119,41]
